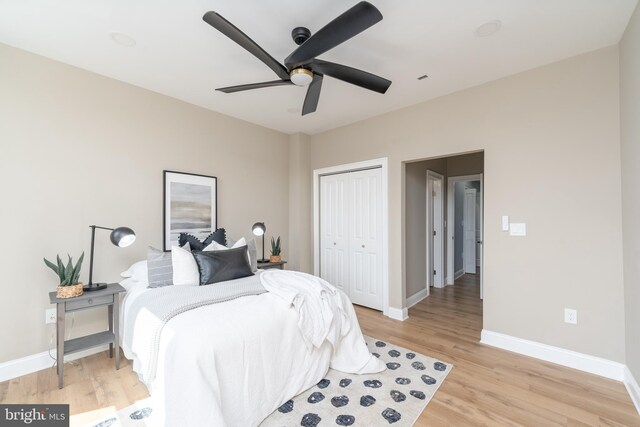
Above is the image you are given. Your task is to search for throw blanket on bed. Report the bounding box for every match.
[260,270,351,350]
[123,273,266,384]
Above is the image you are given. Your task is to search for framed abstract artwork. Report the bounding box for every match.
[163,171,217,251]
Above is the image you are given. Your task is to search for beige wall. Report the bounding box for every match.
[405,158,447,297]
[308,47,625,362]
[288,133,312,273]
[621,3,640,379]
[447,152,484,177]
[0,44,290,363]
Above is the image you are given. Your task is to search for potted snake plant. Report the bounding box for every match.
[270,236,282,263]
[44,253,84,298]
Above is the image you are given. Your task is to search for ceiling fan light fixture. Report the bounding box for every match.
[290,68,313,86]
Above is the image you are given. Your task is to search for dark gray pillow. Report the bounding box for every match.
[192,245,253,285]
[147,246,173,288]
[178,228,227,251]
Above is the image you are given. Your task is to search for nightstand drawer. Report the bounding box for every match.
[65,294,114,312]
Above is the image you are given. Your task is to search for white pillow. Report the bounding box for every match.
[120,277,144,293]
[171,245,200,286]
[210,237,246,251]
[120,260,148,282]
[171,242,218,286]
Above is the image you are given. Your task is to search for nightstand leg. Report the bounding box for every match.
[114,294,120,370]
[108,304,114,358]
[56,303,64,389]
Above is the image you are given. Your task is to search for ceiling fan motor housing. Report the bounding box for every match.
[291,27,311,45]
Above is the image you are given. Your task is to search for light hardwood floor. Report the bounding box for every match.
[1,273,639,426]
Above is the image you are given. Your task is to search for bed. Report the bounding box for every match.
[120,268,385,427]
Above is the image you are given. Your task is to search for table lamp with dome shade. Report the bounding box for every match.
[85,225,136,292]
[252,222,268,263]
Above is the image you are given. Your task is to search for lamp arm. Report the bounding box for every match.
[90,225,115,231]
[88,226,96,286]
[87,225,114,285]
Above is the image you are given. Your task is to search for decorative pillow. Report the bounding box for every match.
[210,237,246,251]
[246,238,258,273]
[120,277,145,293]
[171,245,200,286]
[222,237,258,272]
[192,246,254,285]
[120,260,148,282]
[147,247,173,288]
[178,228,227,251]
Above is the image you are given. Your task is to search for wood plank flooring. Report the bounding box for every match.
[1,273,639,425]
[356,274,640,426]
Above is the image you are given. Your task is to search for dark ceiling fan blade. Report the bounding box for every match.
[311,59,391,94]
[203,11,290,80]
[302,74,323,115]
[284,1,383,69]
[216,79,293,93]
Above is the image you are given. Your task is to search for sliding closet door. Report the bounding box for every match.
[319,173,349,292]
[319,168,383,311]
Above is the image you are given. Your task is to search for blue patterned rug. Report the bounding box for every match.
[72,336,452,427]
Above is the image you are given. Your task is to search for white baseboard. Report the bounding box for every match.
[454,269,465,280]
[480,330,625,381]
[0,344,109,383]
[624,366,640,415]
[387,307,408,321]
[406,288,429,309]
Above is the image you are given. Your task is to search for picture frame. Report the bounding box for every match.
[163,170,217,251]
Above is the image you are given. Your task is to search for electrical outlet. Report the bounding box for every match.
[45,308,56,324]
[564,308,577,325]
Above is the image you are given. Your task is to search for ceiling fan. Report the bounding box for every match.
[202,1,392,115]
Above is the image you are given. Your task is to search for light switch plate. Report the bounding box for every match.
[509,223,526,236]
[502,216,509,231]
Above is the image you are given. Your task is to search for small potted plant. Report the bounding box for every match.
[270,236,282,263]
[44,253,85,298]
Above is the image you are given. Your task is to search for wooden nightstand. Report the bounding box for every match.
[48,283,125,389]
[258,260,287,270]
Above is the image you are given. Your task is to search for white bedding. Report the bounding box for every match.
[121,271,384,427]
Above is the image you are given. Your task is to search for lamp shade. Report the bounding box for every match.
[110,227,136,247]
[252,222,266,236]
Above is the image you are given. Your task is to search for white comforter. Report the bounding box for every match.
[122,270,384,427]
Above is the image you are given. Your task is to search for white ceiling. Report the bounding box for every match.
[0,0,637,134]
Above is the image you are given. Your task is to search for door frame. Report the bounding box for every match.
[426,170,445,290]
[463,187,477,274]
[446,173,484,299]
[313,158,390,316]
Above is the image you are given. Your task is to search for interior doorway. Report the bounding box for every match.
[426,170,445,290]
[447,174,483,299]
[403,151,484,311]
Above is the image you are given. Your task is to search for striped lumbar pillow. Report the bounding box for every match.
[147,246,173,288]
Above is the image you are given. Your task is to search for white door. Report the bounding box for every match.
[348,168,383,310]
[426,171,444,288]
[319,173,349,292]
[463,188,477,274]
[319,168,383,310]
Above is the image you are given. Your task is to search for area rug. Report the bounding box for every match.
[71,336,452,427]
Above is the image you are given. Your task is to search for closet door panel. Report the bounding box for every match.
[319,174,349,291]
[348,168,383,310]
